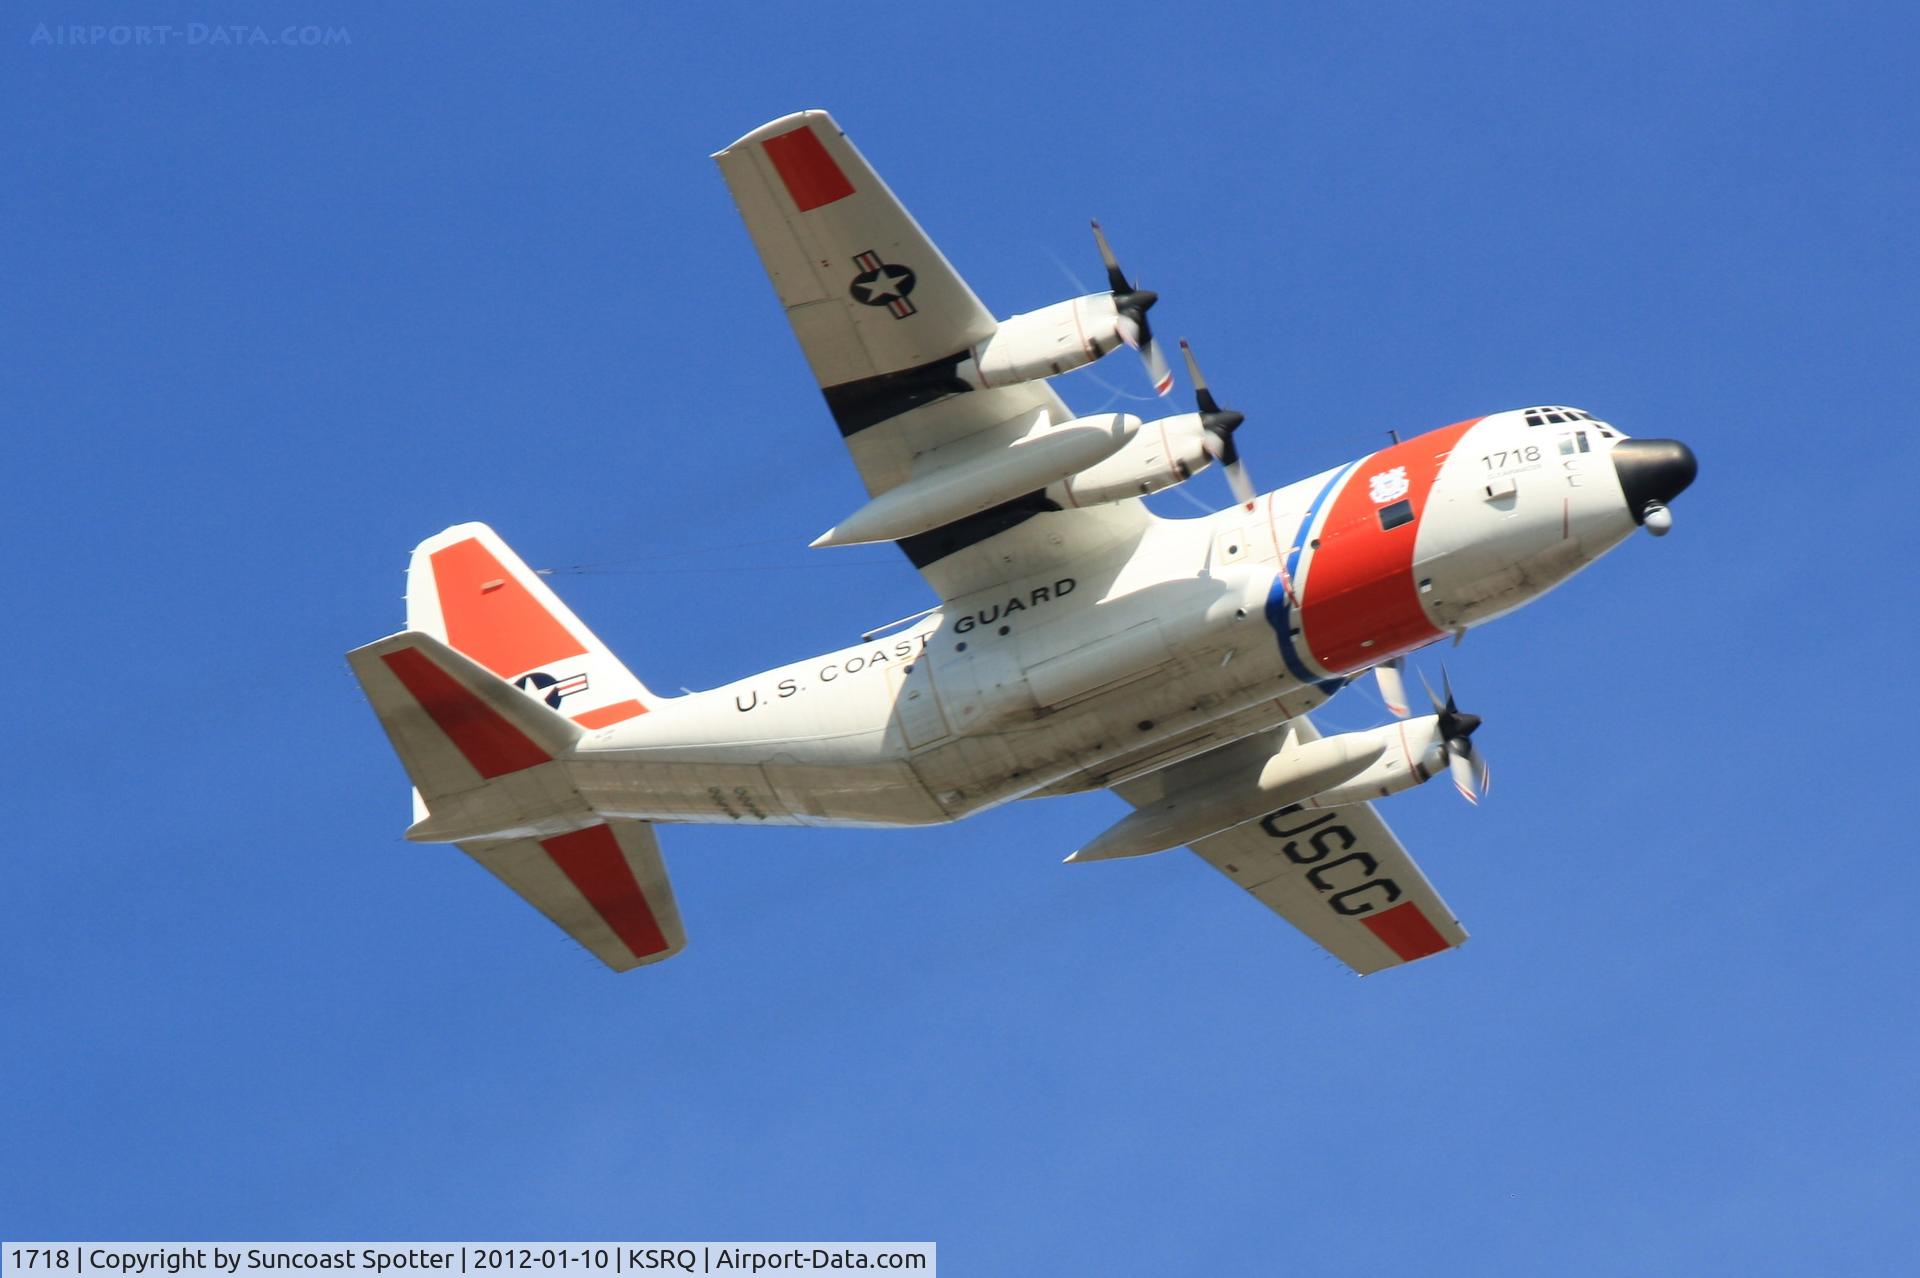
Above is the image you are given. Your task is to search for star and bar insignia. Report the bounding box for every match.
[849,250,917,318]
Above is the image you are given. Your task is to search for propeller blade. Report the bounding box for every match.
[1179,338,1220,414]
[1090,219,1129,295]
[1092,221,1172,396]
[1179,339,1252,501]
[1375,657,1410,718]
[1420,660,1488,801]
[1140,334,1174,396]
[1448,743,1481,805]
[1224,458,1256,507]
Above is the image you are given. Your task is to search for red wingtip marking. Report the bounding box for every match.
[381,647,552,779]
[763,124,855,212]
[1362,901,1452,961]
[571,700,648,729]
[541,825,671,960]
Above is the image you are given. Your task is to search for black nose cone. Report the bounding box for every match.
[1612,438,1698,522]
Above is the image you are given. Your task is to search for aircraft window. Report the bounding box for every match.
[1526,406,1594,428]
[1378,499,1414,530]
[1558,432,1592,456]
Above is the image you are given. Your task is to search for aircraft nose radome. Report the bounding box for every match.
[1611,438,1698,522]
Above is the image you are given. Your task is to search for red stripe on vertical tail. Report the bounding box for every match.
[763,124,855,212]
[1299,417,1482,673]
[381,647,552,779]
[431,538,587,680]
[541,825,670,960]
[1362,901,1452,961]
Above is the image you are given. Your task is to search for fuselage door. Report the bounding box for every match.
[886,653,952,751]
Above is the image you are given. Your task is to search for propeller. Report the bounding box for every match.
[1422,665,1491,805]
[1179,339,1255,507]
[1375,655,1410,719]
[1091,220,1173,396]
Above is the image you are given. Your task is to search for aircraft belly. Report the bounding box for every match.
[764,755,948,825]
[907,633,1315,817]
[574,547,1318,826]
[569,756,794,825]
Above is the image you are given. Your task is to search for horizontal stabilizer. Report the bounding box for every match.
[347,631,580,802]
[461,821,687,971]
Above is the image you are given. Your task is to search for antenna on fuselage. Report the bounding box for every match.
[861,603,942,643]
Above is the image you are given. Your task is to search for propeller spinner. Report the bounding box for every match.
[1091,220,1173,396]
[1178,339,1254,507]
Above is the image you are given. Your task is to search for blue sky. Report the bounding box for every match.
[5,1,1917,1271]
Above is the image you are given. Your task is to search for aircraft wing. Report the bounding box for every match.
[713,110,1150,598]
[1110,716,1468,974]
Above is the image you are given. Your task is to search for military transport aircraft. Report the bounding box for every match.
[349,109,1697,974]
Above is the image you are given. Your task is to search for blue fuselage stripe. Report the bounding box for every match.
[1266,460,1359,691]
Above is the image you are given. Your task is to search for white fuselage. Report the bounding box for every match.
[565,409,1646,828]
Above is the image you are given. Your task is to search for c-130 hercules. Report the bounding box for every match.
[350,110,1697,973]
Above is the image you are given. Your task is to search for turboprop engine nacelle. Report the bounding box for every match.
[1297,718,1447,809]
[1048,412,1213,507]
[1069,719,1448,862]
[813,412,1139,547]
[961,294,1125,388]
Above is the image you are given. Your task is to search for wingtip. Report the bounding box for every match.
[716,108,839,157]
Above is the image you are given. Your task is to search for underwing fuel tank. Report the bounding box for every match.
[1070,716,1452,860]
[1069,727,1392,862]
[812,413,1137,547]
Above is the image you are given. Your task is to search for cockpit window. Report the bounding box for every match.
[1378,499,1414,530]
[1558,431,1592,455]
[1523,405,1594,427]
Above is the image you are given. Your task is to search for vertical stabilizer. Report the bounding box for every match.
[407,522,657,731]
